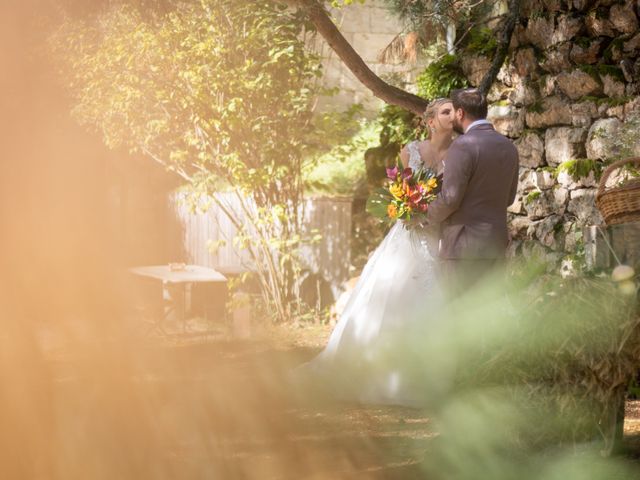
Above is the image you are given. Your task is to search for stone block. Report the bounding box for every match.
[518,167,537,195]
[623,32,640,56]
[610,2,639,34]
[526,96,572,128]
[557,169,598,189]
[538,75,557,97]
[497,61,520,87]
[542,0,564,12]
[540,43,572,74]
[533,169,556,190]
[624,96,640,117]
[626,82,640,96]
[529,214,564,249]
[569,38,603,64]
[586,118,623,160]
[508,198,525,215]
[556,69,603,101]
[514,48,538,78]
[602,74,626,98]
[571,0,596,11]
[553,14,584,43]
[516,132,546,168]
[488,83,511,103]
[461,54,492,87]
[585,10,616,37]
[567,188,603,226]
[525,16,556,50]
[524,187,568,219]
[510,24,527,49]
[488,104,525,138]
[606,105,625,121]
[508,215,532,238]
[526,14,582,50]
[521,0,545,19]
[562,220,579,253]
[571,100,599,128]
[544,127,588,166]
[508,80,538,106]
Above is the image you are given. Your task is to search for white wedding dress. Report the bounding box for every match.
[297,142,453,408]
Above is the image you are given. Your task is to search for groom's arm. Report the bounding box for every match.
[426,141,473,224]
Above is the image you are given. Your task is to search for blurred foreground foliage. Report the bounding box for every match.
[428,263,640,460]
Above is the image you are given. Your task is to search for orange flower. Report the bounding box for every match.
[404,181,412,197]
[387,203,398,219]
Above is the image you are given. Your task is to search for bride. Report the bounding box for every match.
[296,98,456,407]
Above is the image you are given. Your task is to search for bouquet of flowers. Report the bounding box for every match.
[366,165,439,223]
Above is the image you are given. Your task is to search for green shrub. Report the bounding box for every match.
[464,27,498,57]
[416,54,468,100]
[303,120,378,196]
[556,159,603,181]
[525,190,541,204]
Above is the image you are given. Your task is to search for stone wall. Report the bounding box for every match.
[312,0,639,267]
[466,0,640,266]
[310,0,424,113]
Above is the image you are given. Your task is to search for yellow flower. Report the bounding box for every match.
[387,203,398,219]
[389,183,405,199]
[427,177,438,190]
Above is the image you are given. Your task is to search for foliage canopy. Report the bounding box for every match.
[54,0,326,322]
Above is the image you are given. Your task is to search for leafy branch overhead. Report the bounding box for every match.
[283,0,521,114]
[53,0,332,323]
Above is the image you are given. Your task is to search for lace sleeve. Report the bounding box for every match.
[407,141,424,172]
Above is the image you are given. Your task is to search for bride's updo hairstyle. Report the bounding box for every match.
[423,97,450,138]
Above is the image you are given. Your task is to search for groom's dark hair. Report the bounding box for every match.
[451,88,487,120]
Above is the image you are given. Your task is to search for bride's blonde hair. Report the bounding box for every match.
[423,97,451,138]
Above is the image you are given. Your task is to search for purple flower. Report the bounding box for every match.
[386,166,399,180]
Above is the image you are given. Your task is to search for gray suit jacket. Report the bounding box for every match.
[426,123,519,260]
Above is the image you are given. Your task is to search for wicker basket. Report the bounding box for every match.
[595,157,640,225]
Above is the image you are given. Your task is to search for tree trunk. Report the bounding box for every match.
[478,0,521,95]
[286,0,429,116]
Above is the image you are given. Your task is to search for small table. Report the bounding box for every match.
[130,264,227,333]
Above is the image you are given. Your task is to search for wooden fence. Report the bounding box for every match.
[169,192,353,297]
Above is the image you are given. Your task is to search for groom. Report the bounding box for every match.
[426,88,519,297]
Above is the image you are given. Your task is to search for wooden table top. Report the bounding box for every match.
[130,265,227,283]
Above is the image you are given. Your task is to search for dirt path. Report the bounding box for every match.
[41,322,640,479]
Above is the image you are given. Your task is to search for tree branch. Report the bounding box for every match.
[286,0,429,116]
[478,0,521,95]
